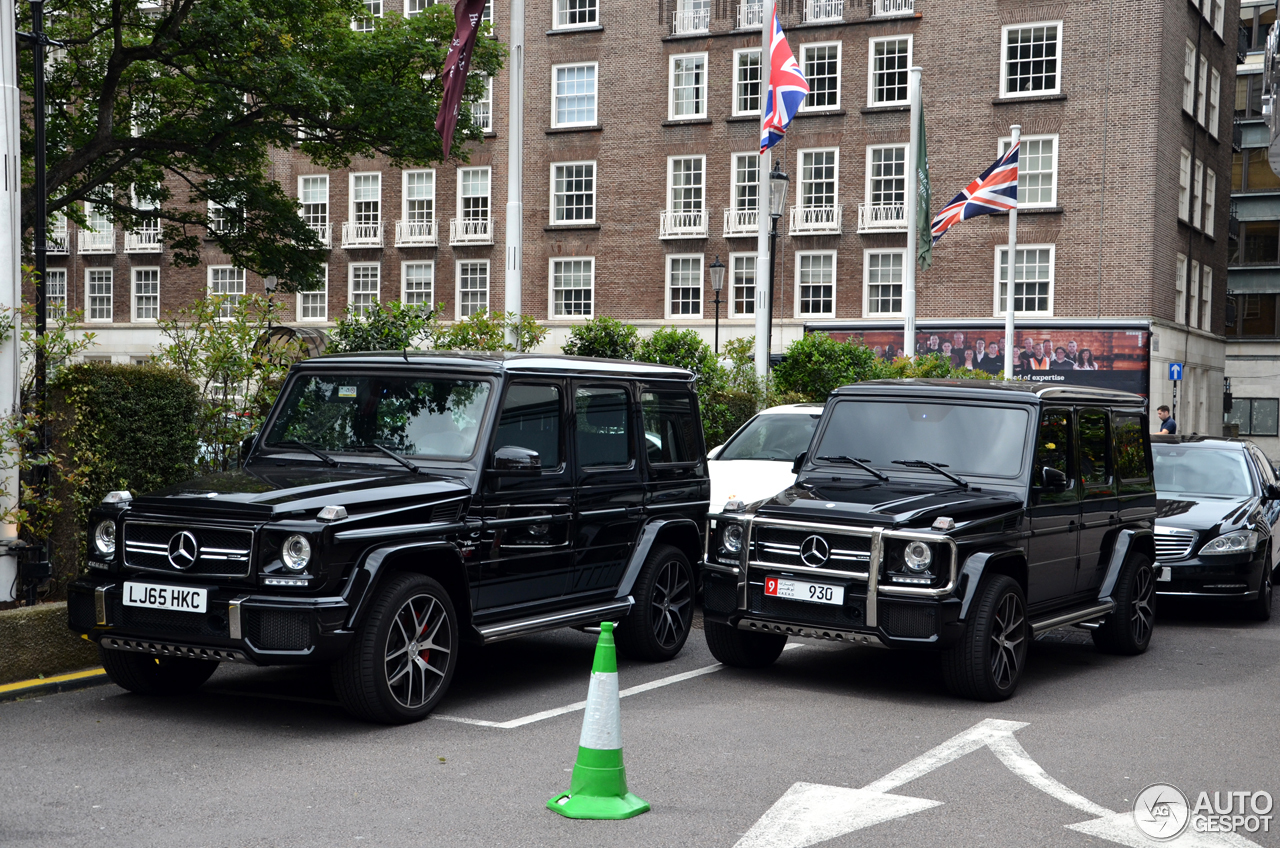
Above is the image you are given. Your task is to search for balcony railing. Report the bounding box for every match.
[78,229,115,254]
[856,202,906,233]
[396,220,438,247]
[306,222,331,247]
[124,226,163,253]
[341,221,384,248]
[450,216,493,245]
[790,204,843,235]
[671,7,709,34]
[1233,116,1243,152]
[870,0,912,17]
[47,228,69,255]
[1239,26,1250,64]
[736,1,763,28]
[804,0,842,23]
[723,207,760,236]
[660,209,707,239]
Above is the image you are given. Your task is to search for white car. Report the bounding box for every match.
[707,403,825,513]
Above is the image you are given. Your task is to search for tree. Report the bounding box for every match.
[19,0,505,290]
[561,317,640,360]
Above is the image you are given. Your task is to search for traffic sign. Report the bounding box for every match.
[1169,362,1183,381]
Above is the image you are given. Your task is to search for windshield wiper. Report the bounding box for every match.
[816,455,890,482]
[365,443,424,475]
[271,439,339,467]
[891,459,969,490]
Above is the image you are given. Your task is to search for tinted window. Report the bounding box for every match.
[1114,413,1151,491]
[576,386,631,468]
[1078,408,1111,486]
[1032,407,1075,501]
[494,384,561,468]
[642,390,699,464]
[718,412,820,461]
[1152,445,1254,497]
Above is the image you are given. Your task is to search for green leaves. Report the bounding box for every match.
[561,317,640,360]
[327,303,549,354]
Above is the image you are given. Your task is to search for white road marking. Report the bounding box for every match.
[1068,812,1261,847]
[985,732,1111,817]
[733,783,941,848]
[862,718,1027,793]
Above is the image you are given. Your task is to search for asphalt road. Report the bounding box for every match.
[2,600,1278,848]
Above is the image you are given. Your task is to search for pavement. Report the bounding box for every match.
[1,601,1277,848]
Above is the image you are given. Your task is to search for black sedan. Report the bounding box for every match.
[1152,436,1280,620]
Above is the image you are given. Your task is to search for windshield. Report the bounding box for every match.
[812,400,1031,478]
[1152,445,1254,497]
[265,374,492,460]
[718,412,821,461]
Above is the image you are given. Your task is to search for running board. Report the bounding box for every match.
[475,598,634,644]
[1030,601,1116,635]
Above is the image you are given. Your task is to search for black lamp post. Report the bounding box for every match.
[709,255,725,353]
[765,162,789,361]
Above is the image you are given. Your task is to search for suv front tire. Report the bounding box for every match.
[616,545,695,662]
[942,575,1027,701]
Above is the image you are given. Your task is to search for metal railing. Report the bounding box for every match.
[449,216,493,245]
[341,221,384,248]
[78,229,115,254]
[856,202,906,233]
[47,225,68,255]
[736,1,763,28]
[723,208,760,236]
[671,7,709,34]
[396,220,438,247]
[870,0,912,17]
[804,0,842,23]
[306,222,331,247]
[790,204,843,235]
[660,209,707,238]
[124,227,163,253]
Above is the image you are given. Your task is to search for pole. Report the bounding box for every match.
[753,0,774,380]
[31,2,45,408]
[1003,124,1021,381]
[902,67,921,360]
[503,0,524,349]
[713,290,721,353]
[766,218,777,366]
[0,0,20,601]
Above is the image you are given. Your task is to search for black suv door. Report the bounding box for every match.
[1028,406,1081,604]
[1075,407,1118,595]
[476,381,575,610]
[640,386,706,517]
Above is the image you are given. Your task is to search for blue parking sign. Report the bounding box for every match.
[1169,362,1183,381]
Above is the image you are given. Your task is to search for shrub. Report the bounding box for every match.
[773,335,985,402]
[433,309,548,352]
[327,300,435,353]
[637,327,721,394]
[702,389,758,449]
[561,317,640,360]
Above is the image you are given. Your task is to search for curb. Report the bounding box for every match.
[0,667,110,702]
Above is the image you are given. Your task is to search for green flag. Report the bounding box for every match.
[915,99,932,271]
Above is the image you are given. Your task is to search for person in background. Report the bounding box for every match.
[1157,405,1177,434]
[1049,346,1074,371]
[1066,340,1080,363]
[1030,342,1050,370]
[884,343,898,360]
[1018,348,1033,375]
[974,338,987,367]
[961,348,977,370]
[926,334,941,353]
[1074,349,1098,370]
[873,345,884,360]
[952,331,966,352]
[983,340,1004,374]
[940,341,957,367]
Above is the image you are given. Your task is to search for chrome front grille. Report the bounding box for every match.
[753,525,871,570]
[123,521,254,577]
[1154,528,1196,562]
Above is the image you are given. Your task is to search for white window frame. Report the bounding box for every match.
[1178,148,1191,222]
[550,160,597,225]
[799,147,840,209]
[456,260,490,320]
[799,42,841,112]
[401,261,434,307]
[46,268,68,319]
[993,243,1055,316]
[1208,67,1221,138]
[549,257,596,319]
[668,52,708,121]
[862,248,905,317]
[867,35,911,107]
[1205,169,1217,238]
[551,62,599,128]
[471,75,494,132]
[1175,253,1188,325]
[666,155,706,215]
[731,152,760,213]
[131,266,160,322]
[1000,21,1063,98]
[794,251,836,318]
[1183,41,1196,114]
[349,171,382,226]
[1196,54,1208,125]
[1212,0,1224,37]
[732,48,762,117]
[457,166,492,222]
[402,169,436,225]
[1192,159,1204,229]
[865,144,905,208]
[999,133,1058,208]
[553,0,598,30]
[1202,266,1213,330]
[352,0,382,31]
[298,263,329,322]
[85,268,113,323]
[666,254,704,319]
[206,266,246,319]
[1189,260,1201,329]
[405,0,429,18]
[348,262,381,317]
[729,252,756,317]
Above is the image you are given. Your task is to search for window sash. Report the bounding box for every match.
[554,0,598,28]
[209,266,246,318]
[351,173,381,224]
[996,246,1053,314]
[1209,68,1221,137]
[801,150,837,209]
[552,258,594,317]
[1001,135,1056,207]
[1196,54,1208,124]
[802,44,840,110]
[459,168,491,221]
[668,256,703,317]
[132,268,159,320]
[349,264,380,317]
[553,163,596,223]
[404,171,435,223]
[1175,254,1187,325]
[299,266,328,320]
[300,176,329,227]
[554,64,597,126]
[1002,23,1061,96]
[670,54,707,118]
[87,269,113,321]
[47,269,67,319]
[402,261,433,306]
[733,153,760,212]
[871,37,910,105]
[1192,160,1204,229]
[458,261,490,318]
[669,157,705,213]
[865,251,904,315]
[1183,41,1196,112]
[1205,170,1217,237]
[1178,149,1191,221]
[731,254,755,316]
[868,146,906,206]
[797,253,834,316]
[735,50,762,115]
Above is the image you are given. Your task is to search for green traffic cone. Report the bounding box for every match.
[546,621,650,820]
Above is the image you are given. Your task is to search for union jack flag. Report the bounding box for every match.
[759,9,809,154]
[929,143,1019,243]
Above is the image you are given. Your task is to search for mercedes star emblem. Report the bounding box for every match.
[167,530,199,570]
[799,534,830,567]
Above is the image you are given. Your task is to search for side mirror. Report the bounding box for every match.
[240,432,258,464]
[1042,466,1069,492]
[791,451,808,475]
[491,445,541,475]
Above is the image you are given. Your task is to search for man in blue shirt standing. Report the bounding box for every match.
[1157,405,1177,434]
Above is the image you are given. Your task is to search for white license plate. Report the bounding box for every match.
[123,582,208,613]
[1157,566,1172,582]
[764,576,844,606]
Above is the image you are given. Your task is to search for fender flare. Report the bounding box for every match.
[614,518,701,599]
[342,541,467,630]
[957,548,1026,620]
[1098,528,1153,604]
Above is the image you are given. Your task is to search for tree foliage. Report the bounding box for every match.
[772,333,984,401]
[328,302,549,354]
[561,316,640,360]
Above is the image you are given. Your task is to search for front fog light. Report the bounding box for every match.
[93,520,116,556]
[281,535,312,571]
[903,540,933,573]
[723,524,744,553]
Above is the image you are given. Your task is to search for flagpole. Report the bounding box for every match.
[503,0,525,348]
[1003,124,1020,380]
[753,0,774,380]
[902,66,922,360]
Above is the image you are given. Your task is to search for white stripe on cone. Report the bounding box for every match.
[578,671,622,750]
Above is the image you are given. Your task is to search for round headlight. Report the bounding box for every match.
[723,523,744,553]
[93,520,116,556]
[903,540,933,573]
[281,535,312,572]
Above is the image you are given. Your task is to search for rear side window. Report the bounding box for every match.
[1078,408,1112,487]
[1114,413,1152,493]
[576,386,632,468]
[1032,407,1075,502]
[642,390,700,464]
[494,384,561,469]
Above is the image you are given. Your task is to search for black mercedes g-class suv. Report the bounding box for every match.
[68,352,708,723]
[702,380,1158,700]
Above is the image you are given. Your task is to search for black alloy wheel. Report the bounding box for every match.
[616,544,694,662]
[1247,557,1273,622]
[1093,553,1156,655]
[942,574,1028,701]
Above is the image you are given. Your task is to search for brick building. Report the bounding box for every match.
[45,0,1237,429]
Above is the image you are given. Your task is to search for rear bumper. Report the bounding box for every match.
[1153,555,1267,601]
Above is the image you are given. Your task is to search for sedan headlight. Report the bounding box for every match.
[903,540,933,573]
[281,534,312,571]
[93,520,116,556]
[722,523,744,554]
[1199,530,1259,556]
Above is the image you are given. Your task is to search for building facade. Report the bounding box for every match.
[43,0,1238,432]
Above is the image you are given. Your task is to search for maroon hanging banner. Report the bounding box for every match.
[434,0,490,160]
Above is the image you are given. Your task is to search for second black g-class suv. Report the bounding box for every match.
[68,353,708,723]
[702,380,1159,701]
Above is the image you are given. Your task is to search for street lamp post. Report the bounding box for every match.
[765,163,789,363]
[709,255,725,353]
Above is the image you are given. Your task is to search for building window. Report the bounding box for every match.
[864,250,903,315]
[668,156,705,216]
[300,175,329,242]
[1226,398,1280,436]
[459,167,491,222]
[1000,134,1057,207]
[995,245,1054,315]
[552,161,596,224]
[732,152,759,213]
[208,199,242,234]
[208,266,245,318]
[1212,0,1224,38]
[734,49,762,116]
[1208,67,1221,138]
[405,0,429,17]
[869,36,910,105]
[46,268,67,319]
[351,172,381,226]
[1232,149,1280,192]
[800,149,838,210]
[1175,253,1187,325]
[299,264,328,321]
[1001,22,1061,97]
[552,258,594,317]
[1179,148,1191,221]
[730,254,755,316]
[132,267,159,321]
[404,170,435,226]
[349,263,380,317]
[1204,169,1216,237]
[1189,260,1201,329]
[1237,73,1267,119]
[353,0,381,31]
[669,53,707,120]
[1196,53,1208,125]
[402,261,433,307]
[1192,159,1203,229]
[667,255,703,318]
[470,75,493,132]
[86,269,113,321]
[1202,267,1213,331]
[1233,221,1280,264]
[867,145,905,208]
[553,63,597,127]
[457,260,489,318]
[1183,41,1196,114]
[1226,294,1279,337]
[796,252,834,316]
[673,0,710,33]
[801,43,840,110]
[554,0,597,30]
